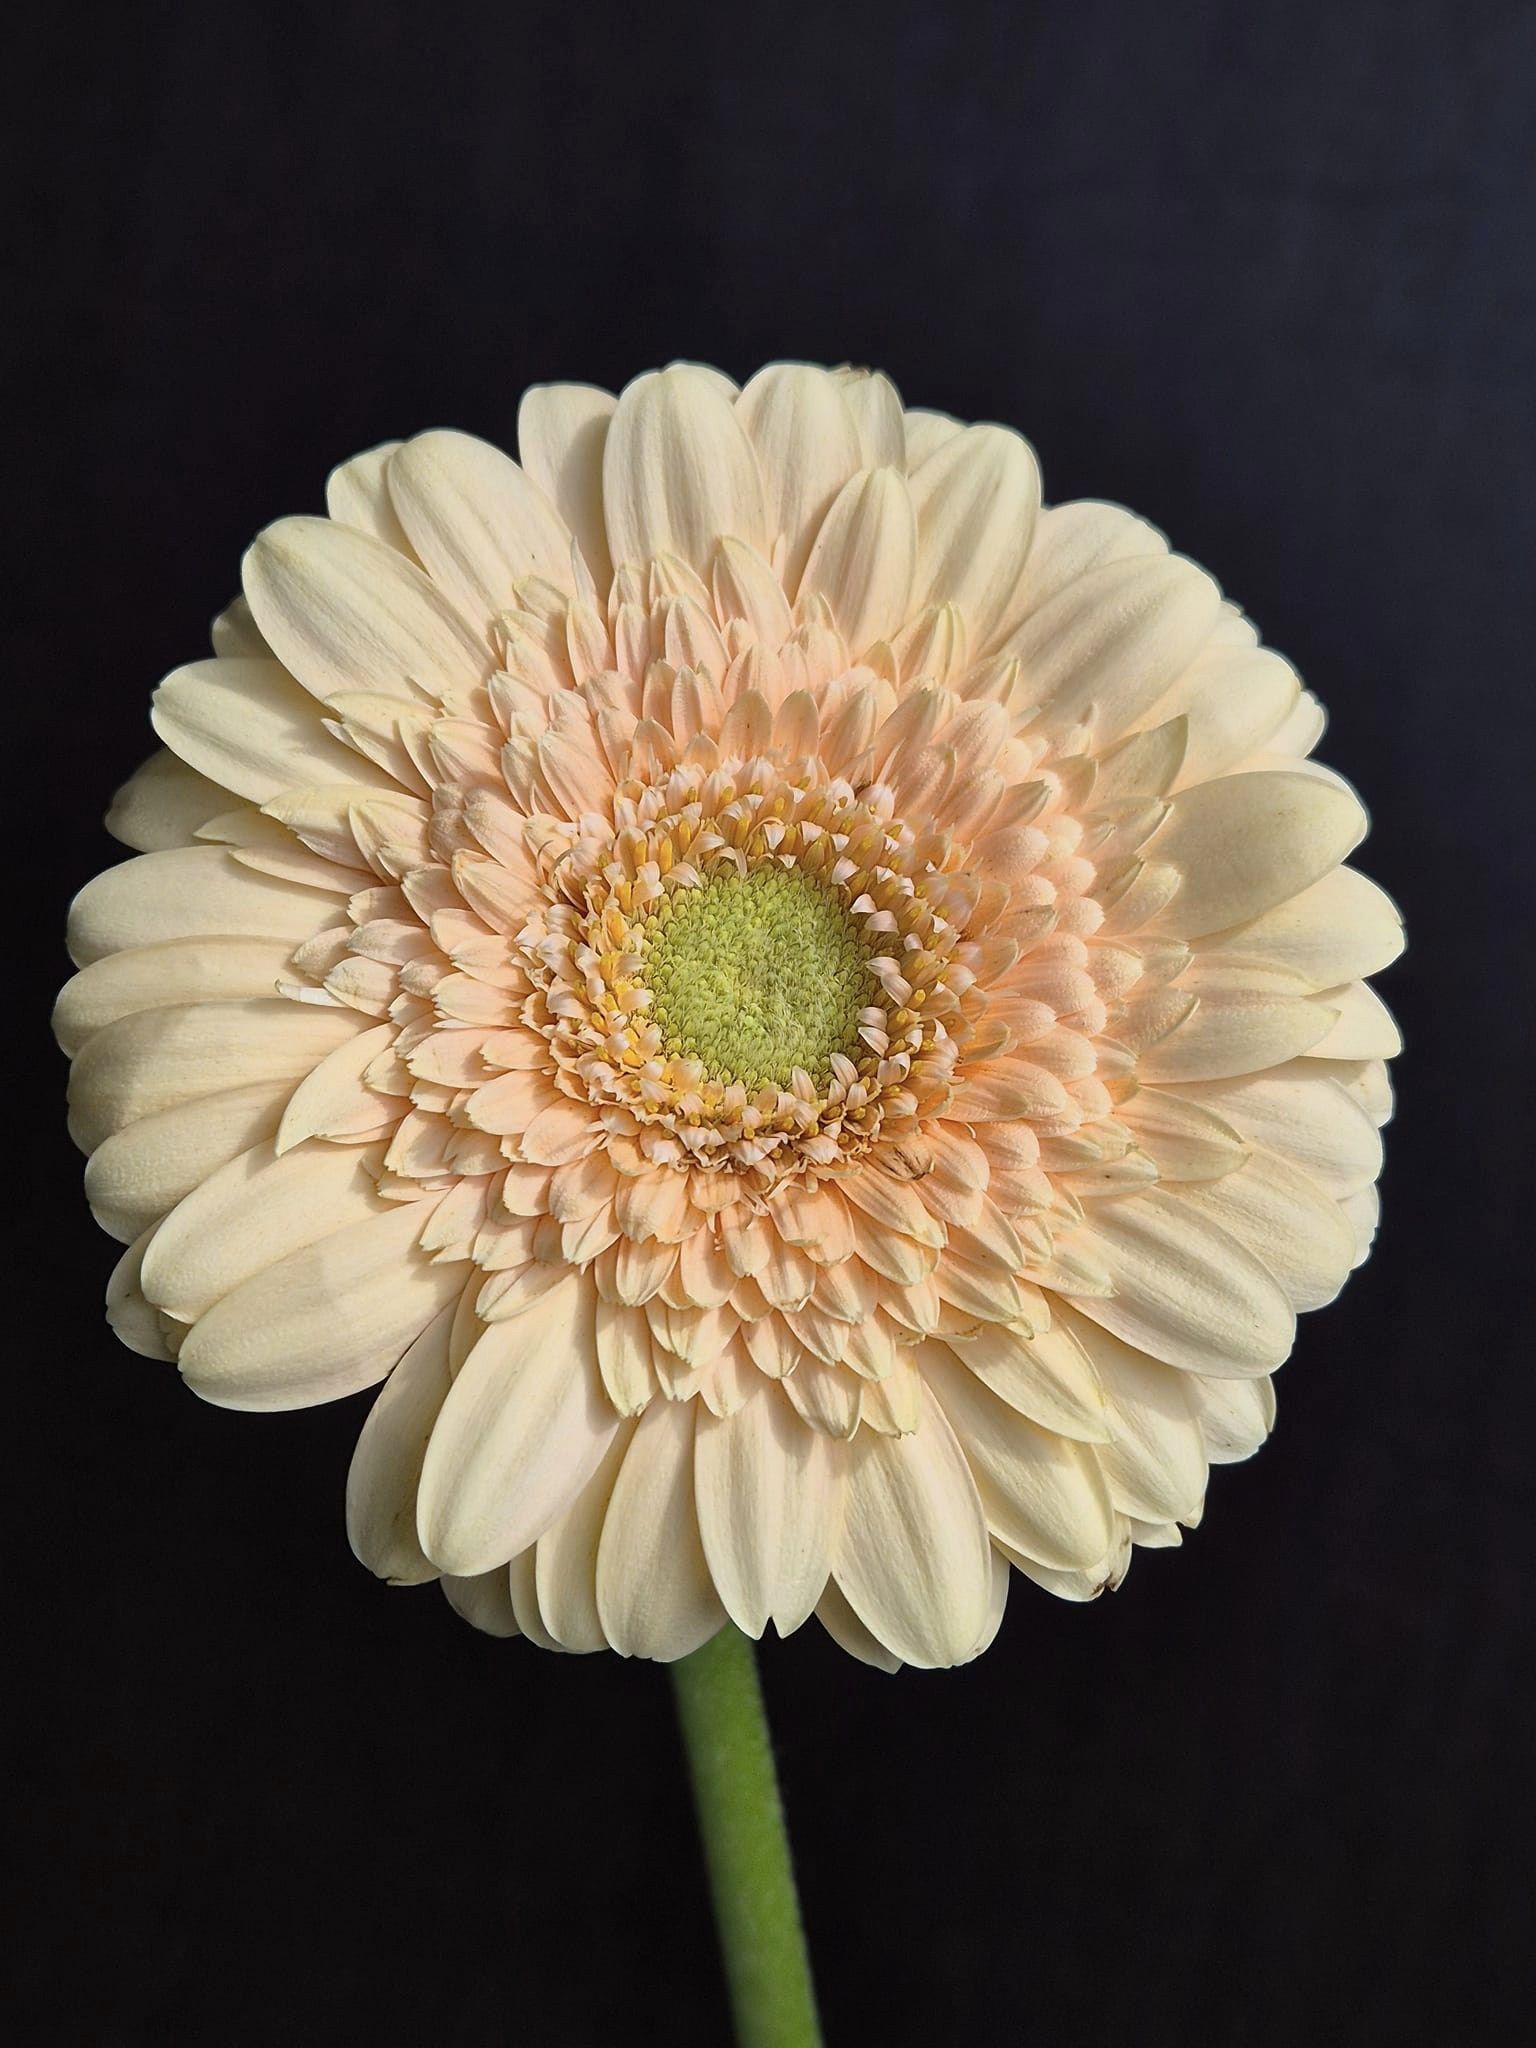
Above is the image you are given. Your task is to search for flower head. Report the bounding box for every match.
[57,362,1401,1667]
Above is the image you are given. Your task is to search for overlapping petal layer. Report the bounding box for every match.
[58,362,1401,1667]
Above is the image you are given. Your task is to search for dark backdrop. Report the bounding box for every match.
[9,4,1534,2043]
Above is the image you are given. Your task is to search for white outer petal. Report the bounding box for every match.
[1066,1189,1295,1376]
[54,936,296,1057]
[67,1000,367,1154]
[797,468,917,652]
[140,1138,388,1324]
[516,383,617,594]
[920,1343,1116,1569]
[441,1568,520,1638]
[1196,866,1404,988]
[325,441,416,555]
[83,1082,285,1243]
[602,365,767,573]
[693,1385,843,1639]
[387,429,576,618]
[417,1272,616,1577]
[832,1381,993,1669]
[1178,1148,1359,1311]
[1149,769,1368,939]
[734,363,864,592]
[347,1300,458,1585]
[243,515,489,704]
[596,1396,726,1661]
[1010,553,1224,742]
[105,750,231,852]
[152,657,390,804]
[178,1195,463,1410]
[908,422,1042,651]
[1162,1063,1383,1197]
[532,1423,637,1654]
[67,845,343,968]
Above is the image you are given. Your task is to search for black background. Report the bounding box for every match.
[9,4,1534,2043]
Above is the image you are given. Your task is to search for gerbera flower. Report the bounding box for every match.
[56,361,1401,1668]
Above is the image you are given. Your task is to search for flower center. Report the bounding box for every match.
[639,864,876,1091]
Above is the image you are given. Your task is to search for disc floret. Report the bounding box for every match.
[641,864,875,1091]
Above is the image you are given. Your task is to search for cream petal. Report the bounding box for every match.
[921,1343,1116,1568]
[902,407,964,469]
[966,1549,1013,1660]
[1266,686,1327,756]
[178,1195,462,1409]
[83,1082,284,1242]
[1149,770,1367,940]
[441,1568,520,1638]
[152,657,387,804]
[839,1164,946,1247]
[346,1301,457,1585]
[595,1396,727,1661]
[1150,644,1300,788]
[908,423,1041,651]
[1135,980,1337,1083]
[388,429,575,619]
[1008,554,1222,740]
[275,1021,400,1152]
[1340,1183,1380,1266]
[504,1548,565,1651]
[54,936,295,1057]
[1187,1372,1275,1464]
[1017,500,1168,616]
[797,468,917,652]
[1056,1312,1208,1522]
[944,1319,1111,1442]
[1311,1056,1396,1128]
[1089,716,1189,804]
[67,1000,366,1154]
[106,1227,175,1361]
[829,367,905,466]
[1198,866,1404,988]
[814,1579,902,1672]
[141,1138,387,1324]
[1002,1534,1130,1605]
[210,596,273,659]
[243,515,489,704]
[325,442,416,554]
[68,845,342,968]
[105,750,231,851]
[1179,1149,1357,1312]
[783,1357,861,1438]
[416,1273,616,1576]
[694,1387,843,1637]
[735,363,864,592]
[594,1298,657,1415]
[1163,1063,1382,1197]
[532,1424,635,1654]
[517,382,617,593]
[712,537,795,648]
[603,365,767,573]
[1068,1189,1295,1375]
[1304,980,1403,1059]
[833,1381,993,1668]
[1115,1089,1249,1181]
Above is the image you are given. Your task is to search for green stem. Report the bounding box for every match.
[670,1626,823,2048]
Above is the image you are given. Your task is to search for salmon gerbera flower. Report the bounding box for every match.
[56,362,1402,1667]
